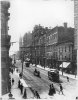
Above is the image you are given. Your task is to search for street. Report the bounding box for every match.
[16,60,77,99]
[1,1,77,99]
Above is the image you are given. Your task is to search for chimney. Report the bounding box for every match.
[64,22,67,29]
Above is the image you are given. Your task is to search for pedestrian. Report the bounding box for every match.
[35,91,40,99]
[33,89,36,97]
[59,84,63,95]
[48,84,54,96]
[48,84,51,95]
[11,69,13,74]
[9,79,11,92]
[76,96,78,100]
[20,83,23,94]
[67,76,69,82]
[16,69,18,72]
[19,73,22,78]
[8,92,13,99]
[23,88,27,99]
[18,80,21,89]
[12,78,14,86]
[51,84,56,94]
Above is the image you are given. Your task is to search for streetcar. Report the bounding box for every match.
[25,61,30,67]
[48,69,59,82]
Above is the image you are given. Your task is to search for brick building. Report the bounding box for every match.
[45,23,74,70]
[1,1,11,95]
[31,25,48,66]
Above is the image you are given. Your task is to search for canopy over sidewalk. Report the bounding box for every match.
[20,79,29,88]
[59,62,70,68]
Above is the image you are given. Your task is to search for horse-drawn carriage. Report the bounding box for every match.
[34,68,41,78]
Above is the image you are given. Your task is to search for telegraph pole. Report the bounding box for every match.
[21,51,24,75]
[62,62,63,75]
[14,54,16,65]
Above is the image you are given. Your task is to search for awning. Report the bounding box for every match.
[20,79,28,87]
[59,62,70,68]
[26,58,30,61]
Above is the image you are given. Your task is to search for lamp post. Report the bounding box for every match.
[62,62,63,75]
[21,51,24,75]
[20,46,31,75]
[14,54,16,65]
[35,47,36,65]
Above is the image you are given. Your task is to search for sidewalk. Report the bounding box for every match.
[1,68,34,100]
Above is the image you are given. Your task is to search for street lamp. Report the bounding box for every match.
[62,62,63,75]
[21,51,24,75]
[14,54,16,65]
[35,47,36,65]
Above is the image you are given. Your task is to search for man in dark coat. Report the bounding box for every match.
[8,92,13,99]
[59,84,63,95]
[67,76,69,82]
[23,89,27,99]
[51,84,56,94]
[20,83,23,94]
[12,78,14,86]
[35,91,40,99]
[18,80,21,89]
[48,84,54,96]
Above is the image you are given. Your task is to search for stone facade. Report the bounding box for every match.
[1,1,11,95]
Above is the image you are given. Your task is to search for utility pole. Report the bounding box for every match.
[35,47,36,65]
[14,54,16,65]
[21,51,24,75]
[62,62,63,75]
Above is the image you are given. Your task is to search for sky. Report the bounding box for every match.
[8,0,74,55]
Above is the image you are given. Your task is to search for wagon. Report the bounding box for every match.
[34,69,41,78]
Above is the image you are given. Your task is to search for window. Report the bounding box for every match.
[62,47,63,52]
[69,46,70,52]
[59,47,60,52]
[59,55,60,60]
[69,54,71,60]
[65,56,66,59]
[65,46,66,52]
[62,55,63,60]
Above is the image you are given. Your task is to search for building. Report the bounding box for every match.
[31,25,46,65]
[1,1,11,95]
[74,0,78,75]
[22,23,75,73]
[19,36,23,59]
[45,26,58,67]
[23,32,32,61]
[45,23,74,71]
